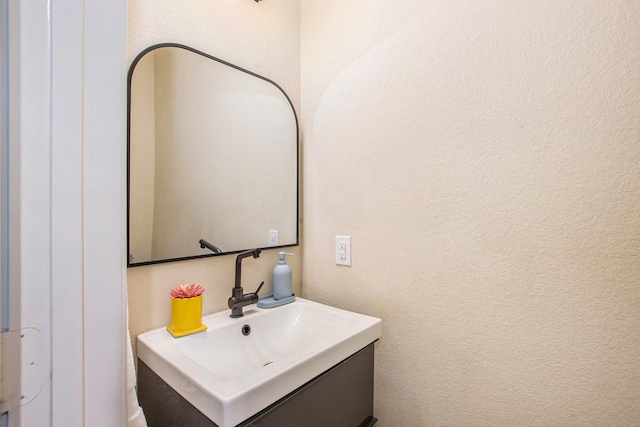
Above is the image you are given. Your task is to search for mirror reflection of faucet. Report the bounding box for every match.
[199,239,222,254]
[228,248,264,318]
[258,252,296,309]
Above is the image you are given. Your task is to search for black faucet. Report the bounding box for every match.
[228,248,264,318]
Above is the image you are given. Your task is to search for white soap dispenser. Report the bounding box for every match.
[273,252,294,300]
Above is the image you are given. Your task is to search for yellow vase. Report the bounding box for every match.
[167,295,208,337]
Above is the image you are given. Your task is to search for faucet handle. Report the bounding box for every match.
[255,281,264,295]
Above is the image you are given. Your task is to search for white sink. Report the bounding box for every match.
[136,297,382,427]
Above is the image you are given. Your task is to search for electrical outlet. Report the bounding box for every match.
[269,230,279,246]
[335,235,351,266]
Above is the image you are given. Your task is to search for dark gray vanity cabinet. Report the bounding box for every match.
[138,343,378,427]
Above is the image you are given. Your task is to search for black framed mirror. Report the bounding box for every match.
[127,44,298,267]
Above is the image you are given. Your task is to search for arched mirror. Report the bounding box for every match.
[127,44,298,267]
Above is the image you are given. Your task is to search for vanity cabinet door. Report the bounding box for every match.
[242,344,376,427]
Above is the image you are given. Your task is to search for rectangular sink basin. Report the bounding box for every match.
[136,297,382,427]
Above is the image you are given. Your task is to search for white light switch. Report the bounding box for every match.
[335,236,351,266]
[269,230,279,246]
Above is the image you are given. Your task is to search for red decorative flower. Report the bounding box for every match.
[170,284,204,299]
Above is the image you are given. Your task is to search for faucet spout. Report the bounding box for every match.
[228,249,263,318]
[199,239,222,254]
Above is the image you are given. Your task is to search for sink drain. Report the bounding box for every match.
[241,324,251,336]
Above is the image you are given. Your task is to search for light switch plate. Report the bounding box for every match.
[335,236,351,266]
[269,230,279,246]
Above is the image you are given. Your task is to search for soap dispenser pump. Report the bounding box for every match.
[273,252,294,300]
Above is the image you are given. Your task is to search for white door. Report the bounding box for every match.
[1,1,52,425]
[1,1,127,426]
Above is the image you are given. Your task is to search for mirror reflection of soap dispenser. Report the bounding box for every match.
[273,252,294,300]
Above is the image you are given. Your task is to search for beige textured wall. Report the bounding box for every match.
[301,1,640,425]
[129,54,156,262]
[127,0,301,341]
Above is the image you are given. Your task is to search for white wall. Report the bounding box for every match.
[127,0,301,341]
[301,1,640,425]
